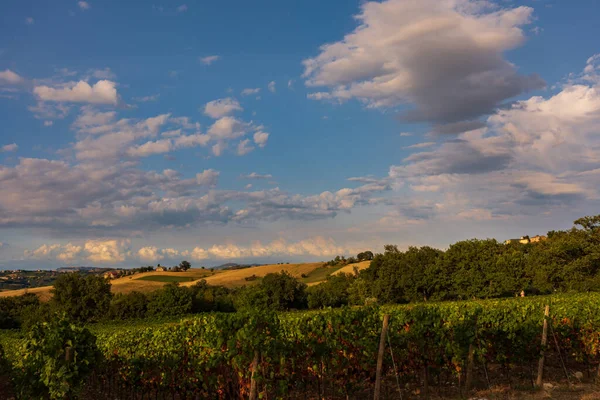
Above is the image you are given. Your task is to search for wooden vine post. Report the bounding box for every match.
[465,343,475,391]
[249,350,260,400]
[65,346,73,363]
[536,305,550,388]
[374,314,390,400]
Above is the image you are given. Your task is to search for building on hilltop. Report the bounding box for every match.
[103,270,121,280]
[504,235,547,245]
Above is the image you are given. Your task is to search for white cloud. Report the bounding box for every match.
[303,0,544,127]
[72,107,117,130]
[195,169,219,186]
[126,139,173,157]
[182,236,349,261]
[34,80,118,105]
[78,1,90,10]
[241,88,260,96]
[211,142,225,156]
[44,121,53,127]
[176,4,188,13]
[385,55,600,221]
[25,17,34,25]
[0,153,388,236]
[26,240,130,264]
[288,80,294,89]
[237,139,254,156]
[1,143,18,153]
[204,97,243,119]
[85,240,130,263]
[268,81,276,93]
[138,246,179,262]
[0,69,24,85]
[173,133,210,148]
[207,116,248,139]
[403,142,436,150]
[253,131,269,147]
[241,172,273,180]
[200,55,220,65]
[75,113,170,160]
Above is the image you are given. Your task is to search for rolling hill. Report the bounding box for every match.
[0,261,364,300]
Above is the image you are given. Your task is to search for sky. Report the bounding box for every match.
[1,0,600,269]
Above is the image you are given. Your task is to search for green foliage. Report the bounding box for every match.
[359,215,600,303]
[307,273,355,308]
[0,293,599,397]
[178,260,192,271]
[147,283,193,317]
[109,291,148,320]
[260,271,307,310]
[356,250,374,261]
[51,273,112,323]
[0,293,41,329]
[16,314,99,399]
[190,280,235,312]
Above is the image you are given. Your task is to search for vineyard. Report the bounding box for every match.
[2,293,600,399]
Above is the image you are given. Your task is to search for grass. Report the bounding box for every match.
[136,275,195,283]
[331,261,371,276]
[185,262,325,288]
[299,265,344,285]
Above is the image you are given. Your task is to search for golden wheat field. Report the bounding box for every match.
[331,261,371,276]
[182,262,325,288]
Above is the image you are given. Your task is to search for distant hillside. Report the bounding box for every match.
[214,262,265,270]
[0,262,349,300]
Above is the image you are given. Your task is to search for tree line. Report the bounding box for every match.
[1,215,600,327]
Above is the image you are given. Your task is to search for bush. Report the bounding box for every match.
[17,314,99,399]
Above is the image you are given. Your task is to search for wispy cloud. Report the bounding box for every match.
[200,55,221,65]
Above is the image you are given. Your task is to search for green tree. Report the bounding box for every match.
[109,291,148,320]
[260,271,307,310]
[51,274,112,322]
[307,273,355,308]
[147,283,193,317]
[179,260,192,271]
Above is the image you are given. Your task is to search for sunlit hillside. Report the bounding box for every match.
[0,262,347,300]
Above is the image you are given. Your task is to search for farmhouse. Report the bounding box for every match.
[103,271,121,280]
[504,235,547,245]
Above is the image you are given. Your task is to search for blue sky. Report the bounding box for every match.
[1,0,599,268]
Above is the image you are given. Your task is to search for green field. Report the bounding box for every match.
[299,265,343,284]
[135,275,196,283]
